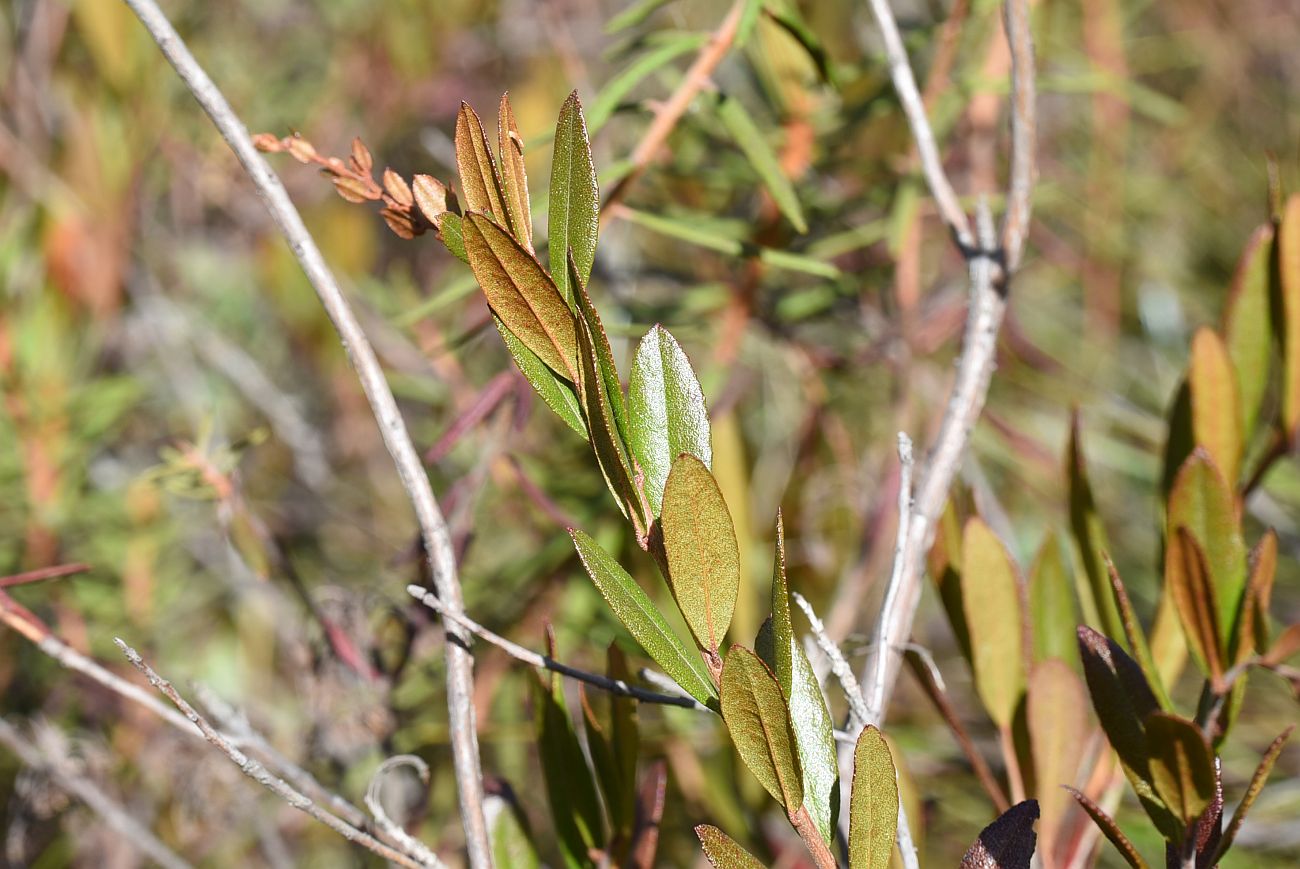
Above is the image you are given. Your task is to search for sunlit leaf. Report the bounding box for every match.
[1278,193,1300,436]
[961,518,1026,728]
[495,319,587,439]
[958,800,1039,869]
[1235,530,1278,662]
[695,824,765,869]
[628,325,712,516]
[486,791,541,869]
[588,35,707,132]
[570,529,716,706]
[550,91,600,303]
[1065,787,1149,869]
[1222,223,1275,441]
[438,212,469,263]
[497,92,533,252]
[464,212,578,381]
[720,646,803,811]
[1168,529,1226,689]
[1144,712,1215,829]
[1212,726,1293,863]
[1027,660,1086,861]
[1188,327,1243,485]
[456,102,509,229]
[848,725,897,869]
[1028,532,1076,665]
[660,454,740,659]
[714,93,807,233]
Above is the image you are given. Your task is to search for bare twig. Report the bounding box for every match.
[859,0,1036,729]
[0,717,193,869]
[862,432,915,725]
[365,756,445,869]
[791,591,870,729]
[600,0,745,223]
[119,2,489,863]
[408,586,704,710]
[114,639,429,869]
[0,562,90,588]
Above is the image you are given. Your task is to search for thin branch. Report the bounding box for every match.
[0,717,193,869]
[118,3,489,863]
[859,0,1036,730]
[114,639,429,869]
[365,756,445,869]
[600,0,745,224]
[790,591,870,729]
[0,562,90,588]
[408,586,704,710]
[862,432,915,725]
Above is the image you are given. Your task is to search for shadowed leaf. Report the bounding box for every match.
[1067,414,1126,641]
[714,93,807,233]
[1213,726,1293,863]
[1144,712,1215,828]
[1066,787,1149,869]
[495,319,586,438]
[581,648,638,850]
[497,93,532,252]
[456,102,509,229]
[958,800,1040,869]
[720,646,803,811]
[931,500,973,663]
[961,518,1026,728]
[1029,533,1077,665]
[1168,529,1225,689]
[661,454,740,657]
[551,91,599,303]
[486,791,541,869]
[1188,327,1243,485]
[1235,530,1278,662]
[1104,556,1172,709]
[533,669,605,867]
[695,825,765,869]
[570,529,716,705]
[848,725,898,869]
[1278,194,1300,436]
[629,760,668,869]
[1222,223,1275,441]
[464,212,577,381]
[1027,660,1086,860]
[628,325,711,515]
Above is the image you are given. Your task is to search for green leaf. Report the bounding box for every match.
[628,325,711,516]
[550,91,600,304]
[486,792,541,869]
[571,256,630,444]
[713,93,807,233]
[533,669,606,867]
[438,212,469,263]
[695,825,765,869]
[588,35,707,133]
[455,102,510,229]
[1222,223,1275,442]
[720,646,803,811]
[930,500,973,663]
[497,92,533,252]
[1166,449,1247,649]
[848,725,898,869]
[1168,529,1226,689]
[1067,413,1126,643]
[581,646,640,849]
[961,518,1026,729]
[1103,556,1173,710]
[570,529,716,705]
[660,454,741,658]
[1213,726,1293,863]
[1065,787,1149,869]
[464,212,578,382]
[1027,660,1087,858]
[958,800,1040,869]
[765,513,838,845]
[1188,327,1243,486]
[1144,712,1215,830]
[1278,193,1300,437]
[495,318,586,439]
[605,0,676,34]
[1028,532,1076,665]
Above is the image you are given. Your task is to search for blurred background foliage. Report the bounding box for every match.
[1,0,1298,865]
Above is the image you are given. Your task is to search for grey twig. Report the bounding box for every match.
[119,2,489,863]
[858,0,1036,732]
[365,756,445,869]
[790,591,870,729]
[114,639,429,869]
[408,586,704,710]
[0,717,193,869]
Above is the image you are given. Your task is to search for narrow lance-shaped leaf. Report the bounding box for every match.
[714,92,808,233]
[695,825,765,869]
[1278,193,1300,437]
[570,529,717,706]
[455,102,510,229]
[1234,529,1278,662]
[580,646,640,849]
[1144,712,1216,830]
[848,725,898,869]
[497,92,533,252]
[1028,532,1077,665]
[961,518,1026,729]
[533,668,606,867]
[495,319,585,438]
[628,760,668,869]
[660,454,741,665]
[571,254,630,444]
[720,646,803,811]
[1222,223,1275,441]
[958,800,1040,869]
[1168,529,1225,689]
[1104,556,1173,710]
[1027,660,1086,863]
[1065,787,1149,869]
[551,91,599,303]
[763,512,838,845]
[1188,327,1243,486]
[628,325,712,515]
[930,500,973,663]
[486,791,542,869]
[1212,726,1293,863]
[464,213,578,381]
[1067,414,1126,641]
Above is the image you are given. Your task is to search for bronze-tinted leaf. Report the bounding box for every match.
[1027,660,1086,862]
[455,102,510,229]
[958,800,1039,869]
[1065,787,1149,869]
[1235,530,1278,662]
[629,760,668,869]
[1188,328,1243,485]
[720,646,803,811]
[1144,712,1215,829]
[463,212,578,382]
[1278,193,1300,436]
[848,725,898,869]
[1262,623,1300,667]
[961,518,1027,728]
[1169,529,1226,689]
[660,454,741,659]
[497,92,533,251]
[412,174,449,227]
[1222,223,1275,441]
[1104,556,1172,709]
[695,825,765,869]
[550,91,599,303]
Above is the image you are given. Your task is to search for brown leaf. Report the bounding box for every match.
[498,92,533,252]
[1236,530,1278,661]
[331,174,376,204]
[412,174,449,227]
[350,136,373,176]
[959,800,1040,869]
[382,168,413,208]
[1188,328,1243,486]
[456,102,509,230]
[1169,529,1225,690]
[1066,787,1149,869]
[1262,623,1300,667]
[380,208,418,240]
[251,132,285,152]
[286,135,318,164]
